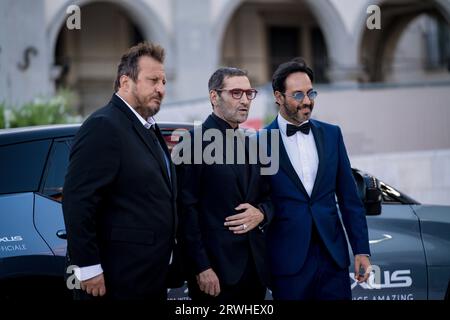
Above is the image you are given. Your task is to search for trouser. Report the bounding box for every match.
[271,224,351,300]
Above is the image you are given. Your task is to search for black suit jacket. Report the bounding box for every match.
[177,114,272,286]
[62,94,177,299]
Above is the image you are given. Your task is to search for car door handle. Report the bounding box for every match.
[56,229,67,240]
[369,234,392,244]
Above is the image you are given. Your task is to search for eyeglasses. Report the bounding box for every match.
[282,89,318,102]
[216,88,258,100]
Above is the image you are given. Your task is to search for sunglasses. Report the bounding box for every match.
[282,89,318,102]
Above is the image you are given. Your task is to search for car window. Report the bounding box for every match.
[0,140,51,194]
[41,140,71,201]
[160,127,189,153]
[380,181,419,204]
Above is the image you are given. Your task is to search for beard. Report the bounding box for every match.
[135,104,160,119]
[282,102,313,124]
[132,90,161,119]
[216,99,249,127]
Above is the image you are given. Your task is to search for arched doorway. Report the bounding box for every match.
[360,0,450,83]
[219,0,330,86]
[53,2,145,115]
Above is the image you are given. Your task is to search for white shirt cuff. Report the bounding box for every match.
[74,264,103,281]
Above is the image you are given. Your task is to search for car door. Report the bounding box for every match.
[0,139,54,261]
[34,138,71,257]
[350,200,428,300]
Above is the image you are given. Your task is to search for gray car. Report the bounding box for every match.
[1,124,449,300]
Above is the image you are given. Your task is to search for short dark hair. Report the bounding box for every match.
[114,41,165,92]
[208,67,248,92]
[271,57,314,93]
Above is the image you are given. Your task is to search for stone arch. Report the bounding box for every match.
[212,0,351,82]
[358,0,450,82]
[47,0,172,86]
[46,0,172,113]
[47,0,171,59]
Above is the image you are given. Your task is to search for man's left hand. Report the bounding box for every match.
[224,203,264,234]
[354,255,372,283]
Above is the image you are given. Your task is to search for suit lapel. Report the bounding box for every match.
[228,157,247,199]
[111,94,172,189]
[268,118,309,199]
[241,131,257,199]
[132,122,172,188]
[310,120,325,200]
[235,129,250,197]
[204,115,247,198]
[245,168,257,201]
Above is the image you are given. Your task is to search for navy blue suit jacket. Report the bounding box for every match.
[264,117,370,277]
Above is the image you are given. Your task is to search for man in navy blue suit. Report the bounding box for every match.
[265,58,371,300]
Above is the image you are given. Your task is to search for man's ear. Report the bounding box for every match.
[209,90,218,107]
[274,91,284,106]
[119,75,130,91]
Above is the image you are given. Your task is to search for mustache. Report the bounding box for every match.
[297,104,313,111]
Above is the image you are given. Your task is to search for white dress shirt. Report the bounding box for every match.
[115,93,156,127]
[277,114,319,197]
[74,94,162,282]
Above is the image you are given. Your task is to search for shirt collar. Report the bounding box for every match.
[115,93,156,129]
[277,113,309,136]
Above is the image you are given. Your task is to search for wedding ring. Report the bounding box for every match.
[242,224,247,230]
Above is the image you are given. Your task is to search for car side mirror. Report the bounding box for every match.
[362,174,382,215]
[353,170,382,216]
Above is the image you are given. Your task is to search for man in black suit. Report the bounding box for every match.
[62,42,176,299]
[176,67,273,302]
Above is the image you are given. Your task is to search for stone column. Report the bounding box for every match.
[0,0,51,107]
[172,0,215,101]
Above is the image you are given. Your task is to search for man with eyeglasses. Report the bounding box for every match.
[177,67,273,302]
[264,58,371,300]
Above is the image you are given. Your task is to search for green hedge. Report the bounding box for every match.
[0,103,5,129]
[0,90,81,129]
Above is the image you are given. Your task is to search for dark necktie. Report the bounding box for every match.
[286,122,310,137]
[149,125,171,182]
